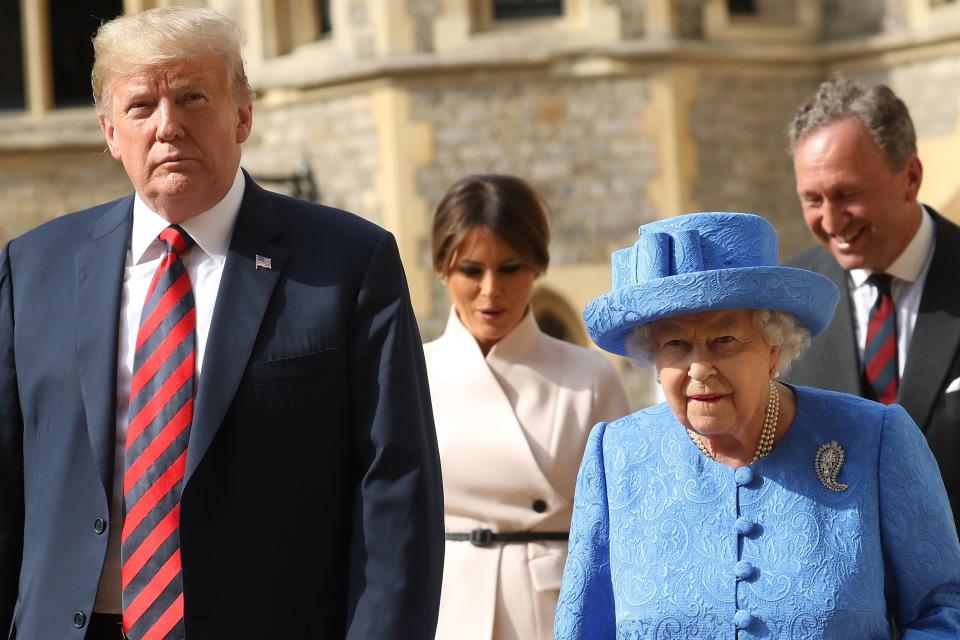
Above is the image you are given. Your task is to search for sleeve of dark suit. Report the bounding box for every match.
[344,231,444,639]
[0,244,24,635]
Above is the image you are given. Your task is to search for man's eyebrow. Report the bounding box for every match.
[168,77,210,89]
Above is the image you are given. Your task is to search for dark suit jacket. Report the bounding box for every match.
[786,209,960,525]
[0,174,444,639]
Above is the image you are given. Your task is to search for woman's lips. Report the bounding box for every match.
[476,308,505,322]
[689,393,725,403]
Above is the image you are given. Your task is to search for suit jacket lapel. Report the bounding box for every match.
[899,210,960,428]
[186,179,289,484]
[810,250,863,395]
[75,196,133,496]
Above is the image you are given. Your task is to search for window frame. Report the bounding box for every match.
[703,0,820,43]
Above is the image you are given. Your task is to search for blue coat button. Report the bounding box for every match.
[735,516,756,535]
[735,560,755,580]
[733,610,754,629]
[735,467,754,486]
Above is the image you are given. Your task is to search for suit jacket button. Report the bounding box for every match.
[74,612,87,628]
[532,499,547,513]
[94,518,107,534]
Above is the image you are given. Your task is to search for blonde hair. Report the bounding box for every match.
[92,6,253,114]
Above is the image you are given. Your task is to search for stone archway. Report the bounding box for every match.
[531,286,589,347]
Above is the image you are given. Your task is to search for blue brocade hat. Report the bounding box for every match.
[584,212,840,357]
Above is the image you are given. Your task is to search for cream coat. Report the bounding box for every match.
[425,307,629,640]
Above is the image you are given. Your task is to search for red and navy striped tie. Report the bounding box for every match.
[864,273,898,405]
[121,225,195,640]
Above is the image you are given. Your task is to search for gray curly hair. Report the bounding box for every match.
[787,76,916,171]
[625,310,811,376]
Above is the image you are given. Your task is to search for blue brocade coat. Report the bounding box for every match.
[555,385,960,639]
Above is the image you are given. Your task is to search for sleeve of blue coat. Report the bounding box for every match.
[878,404,960,637]
[344,232,444,639]
[555,421,615,640]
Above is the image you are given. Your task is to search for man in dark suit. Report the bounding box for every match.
[785,77,960,524]
[0,7,443,640]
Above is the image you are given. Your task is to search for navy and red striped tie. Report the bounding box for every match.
[121,225,195,640]
[863,273,898,405]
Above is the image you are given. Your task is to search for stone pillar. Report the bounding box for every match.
[645,67,698,218]
[22,0,53,116]
[371,84,435,317]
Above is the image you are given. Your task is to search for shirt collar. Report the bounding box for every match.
[130,168,245,265]
[849,204,933,288]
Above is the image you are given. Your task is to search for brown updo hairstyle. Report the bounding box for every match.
[431,174,551,276]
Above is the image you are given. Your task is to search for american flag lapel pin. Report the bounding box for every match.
[255,254,272,270]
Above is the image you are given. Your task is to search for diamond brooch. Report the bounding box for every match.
[815,441,848,492]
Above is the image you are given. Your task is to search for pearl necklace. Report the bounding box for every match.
[687,380,780,463]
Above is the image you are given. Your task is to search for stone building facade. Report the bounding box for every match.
[4,0,960,406]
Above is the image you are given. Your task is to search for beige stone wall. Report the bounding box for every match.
[821,0,886,39]
[609,0,646,38]
[676,0,705,38]
[689,70,822,260]
[243,89,382,225]
[0,150,130,244]
[349,0,377,58]
[757,0,799,26]
[881,0,911,31]
[407,0,441,51]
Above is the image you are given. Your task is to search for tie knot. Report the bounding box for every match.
[158,224,195,256]
[867,272,894,296]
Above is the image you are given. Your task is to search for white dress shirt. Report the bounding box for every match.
[94,169,245,613]
[848,205,935,377]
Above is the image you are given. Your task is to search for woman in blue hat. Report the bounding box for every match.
[555,213,960,638]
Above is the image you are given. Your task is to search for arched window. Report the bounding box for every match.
[531,287,587,347]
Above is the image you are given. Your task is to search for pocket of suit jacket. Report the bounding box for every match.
[251,347,338,385]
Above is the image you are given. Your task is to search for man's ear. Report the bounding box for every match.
[236,102,253,144]
[99,115,122,160]
[904,155,923,202]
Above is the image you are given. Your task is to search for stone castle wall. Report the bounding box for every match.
[0,149,129,244]
[689,70,823,260]
[243,91,382,226]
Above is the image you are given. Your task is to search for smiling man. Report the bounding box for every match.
[785,77,960,525]
[0,7,443,640]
